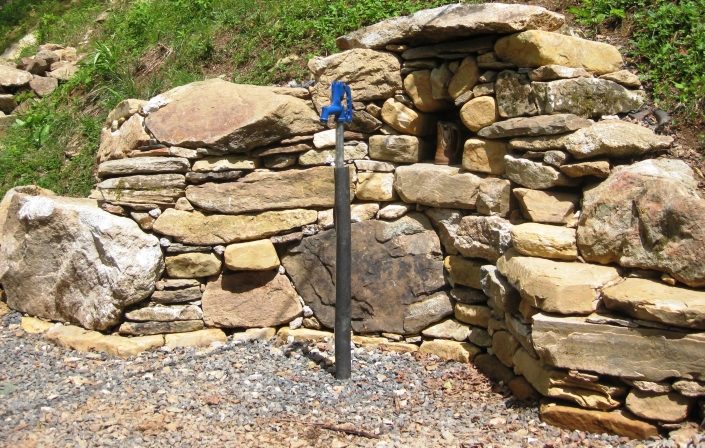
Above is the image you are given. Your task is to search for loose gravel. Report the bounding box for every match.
[0,311,696,447]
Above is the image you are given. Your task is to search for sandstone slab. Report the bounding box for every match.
[511,223,578,260]
[380,98,436,136]
[419,340,480,363]
[528,65,591,81]
[0,65,32,88]
[97,157,190,177]
[0,193,163,331]
[394,164,482,209]
[336,4,563,50]
[504,155,578,189]
[495,30,623,75]
[497,251,621,315]
[46,325,164,358]
[421,319,471,341]
[532,313,705,382]
[460,96,498,132]
[152,208,317,246]
[560,160,610,178]
[404,70,450,112]
[224,239,280,271]
[578,159,705,287]
[119,320,204,336]
[202,272,302,328]
[298,143,368,166]
[533,78,645,117]
[124,304,202,322]
[165,329,227,348]
[192,155,259,172]
[282,215,444,335]
[540,402,659,440]
[564,120,673,160]
[513,188,579,224]
[478,114,592,139]
[625,389,691,423]
[165,253,221,278]
[145,79,321,151]
[186,166,353,214]
[444,256,484,289]
[95,173,185,206]
[356,172,397,202]
[97,114,151,163]
[602,278,705,330]
[455,304,491,328]
[369,135,432,163]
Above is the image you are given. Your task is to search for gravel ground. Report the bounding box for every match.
[0,311,696,448]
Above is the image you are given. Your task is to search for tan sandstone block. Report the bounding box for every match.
[419,339,480,363]
[540,402,659,439]
[21,316,54,334]
[165,253,222,278]
[511,222,578,261]
[356,172,397,202]
[165,329,227,348]
[460,96,498,132]
[462,138,507,175]
[224,239,280,271]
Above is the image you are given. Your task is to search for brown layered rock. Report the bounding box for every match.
[394,164,482,209]
[625,389,691,423]
[478,114,592,139]
[97,114,151,163]
[152,208,317,246]
[444,256,484,289]
[513,188,579,224]
[281,214,445,335]
[504,155,578,189]
[497,251,621,315]
[202,272,302,328]
[309,49,402,111]
[532,313,705,382]
[336,3,563,50]
[0,192,163,331]
[95,174,185,206]
[578,159,705,287]
[453,215,513,262]
[602,278,705,330]
[495,30,623,75]
[564,120,673,160]
[144,79,321,151]
[186,166,353,214]
[540,402,659,439]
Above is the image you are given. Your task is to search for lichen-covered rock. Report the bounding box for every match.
[564,120,673,160]
[336,3,563,50]
[578,159,705,287]
[202,272,302,328]
[0,192,163,330]
[495,71,537,118]
[309,49,402,112]
[144,79,322,151]
[281,214,445,335]
[533,78,645,117]
[495,31,623,75]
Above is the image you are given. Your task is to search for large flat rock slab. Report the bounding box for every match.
[532,313,705,382]
[0,192,163,330]
[186,166,354,214]
[144,79,322,151]
[602,278,705,330]
[336,3,564,49]
[394,163,482,209]
[152,208,317,246]
[578,159,705,287]
[282,214,446,335]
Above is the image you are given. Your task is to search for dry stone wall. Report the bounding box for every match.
[1,2,704,440]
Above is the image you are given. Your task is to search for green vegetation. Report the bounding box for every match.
[570,0,705,119]
[0,0,456,197]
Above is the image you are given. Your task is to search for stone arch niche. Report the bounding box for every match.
[1,2,704,440]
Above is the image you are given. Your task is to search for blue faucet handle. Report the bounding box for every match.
[320,80,353,124]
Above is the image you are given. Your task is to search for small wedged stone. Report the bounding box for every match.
[511,223,578,261]
[97,114,152,163]
[448,56,480,100]
[369,135,432,163]
[118,320,204,336]
[477,178,511,217]
[185,170,244,185]
[504,155,578,189]
[191,156,259,172]
[151,286,203,304]
[453,215,513,262]
[497,250,621,315]
[444,256,483,289]
[455,304,491,328]
[165,253,221,278]
[528,65,591,81]
[513,188,579,224]
[421,319,471,342]
[495,30,623,75]
[540,402,659,440]
[165,329,227,348]
[559,160,610,178]
[403,70,451,112]
[298,143,368,166]
[508,134,568,152]
[600,70,642,88]
[224,239,280,271]
[124,304,203,322]
[425,208,463,255]
[478,114,592,139]
[419,339,480,363]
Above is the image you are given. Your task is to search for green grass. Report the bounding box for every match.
[570,0,705,120]
[0,0,456,198]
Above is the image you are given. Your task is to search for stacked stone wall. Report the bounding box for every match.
[2,3,704,439]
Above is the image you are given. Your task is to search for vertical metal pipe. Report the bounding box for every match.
[334,120,352,380]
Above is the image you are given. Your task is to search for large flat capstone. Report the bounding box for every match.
[0,192,163,330]
[336,3,564,49]
[281,214,447,335]
[144,79,322,151]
